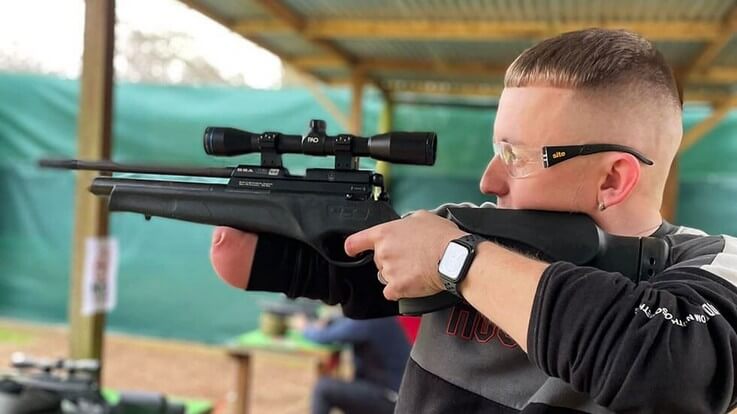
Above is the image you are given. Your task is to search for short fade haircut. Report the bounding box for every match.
[505,28,682,109]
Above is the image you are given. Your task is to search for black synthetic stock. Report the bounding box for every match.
[397,208,669,315]
[446,208,665,283]
[92,177,400,267]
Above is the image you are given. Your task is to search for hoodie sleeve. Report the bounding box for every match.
[528,234,737,413]
[244,204,497,319]
[247,234,398,319]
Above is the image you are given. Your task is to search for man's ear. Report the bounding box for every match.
[597,153,641,209]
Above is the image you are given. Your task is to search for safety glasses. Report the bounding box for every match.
[493,141,654,178]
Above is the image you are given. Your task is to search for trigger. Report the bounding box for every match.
[323,251,375,268]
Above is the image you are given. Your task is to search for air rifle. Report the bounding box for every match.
[40,119,669,316]
[1,353,186,413]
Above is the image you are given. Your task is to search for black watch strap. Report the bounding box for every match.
[440,234,487,298]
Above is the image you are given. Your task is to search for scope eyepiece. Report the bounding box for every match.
[368,132,436,166]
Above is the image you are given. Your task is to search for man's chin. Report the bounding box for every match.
[497,202,551,211]
[495,200,512,209]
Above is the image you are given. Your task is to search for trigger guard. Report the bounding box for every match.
[323,251,374,268]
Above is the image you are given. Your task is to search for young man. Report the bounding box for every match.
[210,29,737,413]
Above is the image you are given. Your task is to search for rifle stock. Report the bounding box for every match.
[397,208,670,315]
[91,177,399,267]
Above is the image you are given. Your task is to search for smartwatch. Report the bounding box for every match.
[438,234,487,298]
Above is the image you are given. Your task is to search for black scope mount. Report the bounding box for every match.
[203,119,437,170]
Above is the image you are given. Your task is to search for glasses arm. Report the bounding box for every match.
[543,144,654,168]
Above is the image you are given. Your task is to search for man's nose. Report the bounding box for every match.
[479,156,510,196]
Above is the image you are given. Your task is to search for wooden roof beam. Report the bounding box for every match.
[308,20,722,42]
[234,18,722,42]
[250,0,354,65]
[250,0,385,110]
[232,18,292,35]
[682,5,737,80]
[177,0,353,126]
[676,5,737,155]
[292,55,345,70]
[177,0,328,81]
[252,0,303,30]
[684,89,733,103]
[690,66,737,83]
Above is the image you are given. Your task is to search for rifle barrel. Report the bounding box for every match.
[39,159,234,178]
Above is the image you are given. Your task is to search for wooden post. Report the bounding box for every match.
[69,0,115,362]
[229,351,253,414]
[350,69,366,135]
[661,158,679,223]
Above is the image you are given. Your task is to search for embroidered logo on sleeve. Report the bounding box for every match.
[634,302,721,327]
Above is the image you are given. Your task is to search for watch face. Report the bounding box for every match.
[439,242,471,281]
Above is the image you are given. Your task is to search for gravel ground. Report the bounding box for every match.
[4,318,732,414]
[0,318,317,414]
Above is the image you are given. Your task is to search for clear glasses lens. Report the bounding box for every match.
[493,142,539,178]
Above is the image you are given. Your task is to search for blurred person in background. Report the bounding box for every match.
[292,311,410,414]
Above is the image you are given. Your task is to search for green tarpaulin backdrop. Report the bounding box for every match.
[0,72,735,344]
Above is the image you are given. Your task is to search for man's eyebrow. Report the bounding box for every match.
[494,136,517,145]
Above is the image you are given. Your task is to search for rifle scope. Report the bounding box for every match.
[203,119,436,166]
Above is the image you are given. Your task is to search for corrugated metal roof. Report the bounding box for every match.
[654,41,709,67]
[258,34,324,57]
[335,39,533,63]
[281,0,732,21]
[181,0,737,103]
[191,0,270,20]
[374,71,502,84]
